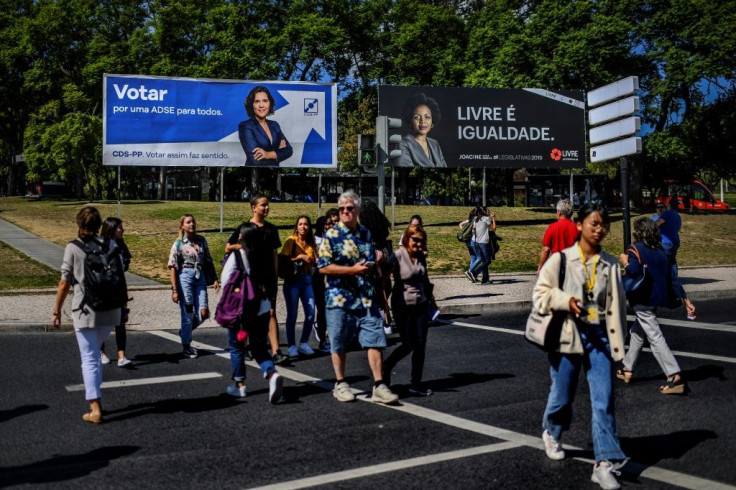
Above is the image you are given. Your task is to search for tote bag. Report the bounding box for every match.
[525,253,567,351]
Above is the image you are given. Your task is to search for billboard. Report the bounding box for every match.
[378,85,585,168]
[103,74,337,168]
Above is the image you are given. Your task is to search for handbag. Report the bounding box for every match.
[278,241,304,281]
[524,252,567,351]
[622,244,652,306]
[215,251,255,328]
[666,257,683,309]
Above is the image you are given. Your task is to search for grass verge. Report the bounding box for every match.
[1,197,735,289]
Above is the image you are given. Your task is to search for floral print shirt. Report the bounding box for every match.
[317,221,376,310]
[167,234,209,272]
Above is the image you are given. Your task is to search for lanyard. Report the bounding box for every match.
[577,245,599,299]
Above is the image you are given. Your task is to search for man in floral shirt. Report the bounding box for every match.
[317,191,399,405]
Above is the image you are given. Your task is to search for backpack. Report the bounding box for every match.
[71,237,127,312]
[215,251,256,328]
[456,219,474,243]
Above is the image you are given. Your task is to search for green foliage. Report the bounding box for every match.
[1,0,735,199]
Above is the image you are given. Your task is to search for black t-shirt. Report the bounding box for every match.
[228,220,281,298]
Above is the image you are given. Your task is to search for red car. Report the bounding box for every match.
[655,180,730,212]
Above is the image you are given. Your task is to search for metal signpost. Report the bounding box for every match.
[587,76,641,248]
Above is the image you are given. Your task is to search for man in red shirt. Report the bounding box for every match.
[537,198,578,274]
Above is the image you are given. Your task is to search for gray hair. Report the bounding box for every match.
[338,190,361,210]
[556,198,573,218]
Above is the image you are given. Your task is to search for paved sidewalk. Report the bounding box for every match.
[0,218,157,287]
[2,217,735,331]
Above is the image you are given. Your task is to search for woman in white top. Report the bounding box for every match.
[533,203,627,489]
[220,222,283,403]
[51,206,124,424]
[469,207,496,284]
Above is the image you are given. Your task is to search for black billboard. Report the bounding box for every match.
[378,85,585,169]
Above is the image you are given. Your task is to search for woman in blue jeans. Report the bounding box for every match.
[221,222,283,403]
[167,214,219,359]
[533,203,628,490]
[280,215,317,358]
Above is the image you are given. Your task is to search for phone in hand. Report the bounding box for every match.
[363,260,376,268]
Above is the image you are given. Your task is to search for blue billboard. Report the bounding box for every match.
[103,74,337,168]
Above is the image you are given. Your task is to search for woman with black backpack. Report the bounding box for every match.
[51,206,126,424]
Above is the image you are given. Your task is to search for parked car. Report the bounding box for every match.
[654,180,730,213]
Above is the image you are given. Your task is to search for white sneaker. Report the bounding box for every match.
[542,430,565,460]
[100,352,111,365]
[268,372,283,404]
[298,342,315,356]
[287,345,299,358]
[371,383,399,404]
[226,383,247,398]
[591,461,621,490]
[117,357,132,367]
[333,382,356,402]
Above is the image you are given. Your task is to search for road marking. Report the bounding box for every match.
[249,441,521,490]
[148,330,736,490]
[65,372,221,392]
[626,315,736,333]
[448,320,736,364]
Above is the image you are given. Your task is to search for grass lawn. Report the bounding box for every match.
[1,196,735,289]
[0,240,60,290]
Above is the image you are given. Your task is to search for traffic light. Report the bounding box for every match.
[376,116,402,165]
[357,133,376,170]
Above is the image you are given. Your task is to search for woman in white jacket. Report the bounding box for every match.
[220,222,283,404]
[533,203,627,490]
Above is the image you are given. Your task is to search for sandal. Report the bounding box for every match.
[616,368,633,384]
[659,375,687,395]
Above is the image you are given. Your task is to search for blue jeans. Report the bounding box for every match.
[228,313,275,380]
[177,268,208,345]
[283,274,316,347]
[466,239,477,271]
[543,322,626,463]
[471,241,491,282]
[663,242,686,298]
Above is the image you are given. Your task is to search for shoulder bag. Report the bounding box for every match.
[524,252,567,351]
[278,241,304,281]
[622,244,652,306]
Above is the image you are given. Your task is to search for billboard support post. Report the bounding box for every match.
[620,157,630,247]
[391,168,395,228]
[219,168,224,233]
[117,166,122,219]
[482,167,487,207]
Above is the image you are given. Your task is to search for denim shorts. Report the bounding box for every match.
[325,305,386,353]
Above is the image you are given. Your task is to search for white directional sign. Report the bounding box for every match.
[590,137,641,163]
[587,76,639,108]
[588,96,639,126]
[589,116,641,145]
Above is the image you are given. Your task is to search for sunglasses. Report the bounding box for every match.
[409,236,423,243]
[338,206,355,213]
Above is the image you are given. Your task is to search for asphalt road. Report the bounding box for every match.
[1,298,735,489]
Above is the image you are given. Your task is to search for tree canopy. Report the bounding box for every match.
[1,0,734,199]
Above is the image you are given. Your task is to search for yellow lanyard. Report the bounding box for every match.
[577,245,599,299]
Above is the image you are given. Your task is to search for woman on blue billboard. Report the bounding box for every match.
[239,86,293,167]
[398,93,447,168]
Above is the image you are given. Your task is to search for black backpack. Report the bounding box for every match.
[456,219,474,243]
[71,237,127,312]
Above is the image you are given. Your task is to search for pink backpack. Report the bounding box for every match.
[215,251,255,328]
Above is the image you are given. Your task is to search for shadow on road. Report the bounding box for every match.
[619,430,717,481]
[0,446,139,487]
[0,404,48,423]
